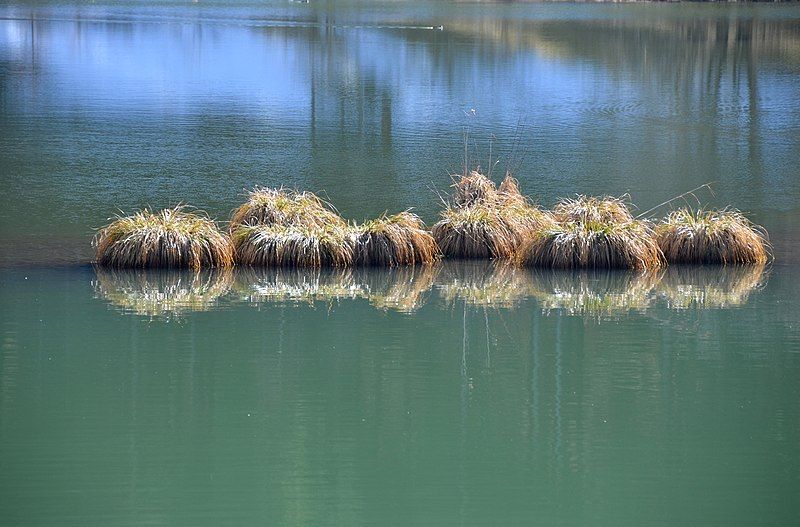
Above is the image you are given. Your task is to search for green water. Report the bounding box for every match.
[1,263,799,525]
[1,1,800,525]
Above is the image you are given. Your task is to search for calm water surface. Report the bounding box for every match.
[1,1,800,525]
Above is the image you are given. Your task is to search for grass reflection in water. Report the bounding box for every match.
[93,262,769,319]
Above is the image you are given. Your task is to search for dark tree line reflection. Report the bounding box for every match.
[2,7,799,265]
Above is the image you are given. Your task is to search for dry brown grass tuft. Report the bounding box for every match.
[230,187,347,230]
[502,198,558,238]
[94,206,234,270]
[497,174,523,202]
[516,220,664,270]
[93,267,234,318]
[232,223,354,268]
[353,212,438,266]
[436,172,556,259]
[553,195,635,224]
[432,206,519,259]
[657,263,768,309]
[656,209,770,265]
[452,170,498,208]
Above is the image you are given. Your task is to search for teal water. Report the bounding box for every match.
[1,2,800,525]
[1,1,800,263]
[1,263,799,525]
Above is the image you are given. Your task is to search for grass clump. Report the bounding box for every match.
[93,267,234,318]
[94,206,234,270]
[516,220,663,270]
[553,195,635,224]
[230,187,347,230]
[656,209,769,265]
[432,206,519,259]
[232,223,354,268]
[353,212,438,266]
[517,196,662,270]
[434,171,555,259]
[452,170,498,208]
[496,174,558,235]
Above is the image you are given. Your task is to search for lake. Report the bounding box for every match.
[1,2,799,525]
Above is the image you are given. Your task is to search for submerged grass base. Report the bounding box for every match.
[94,206,234,269]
